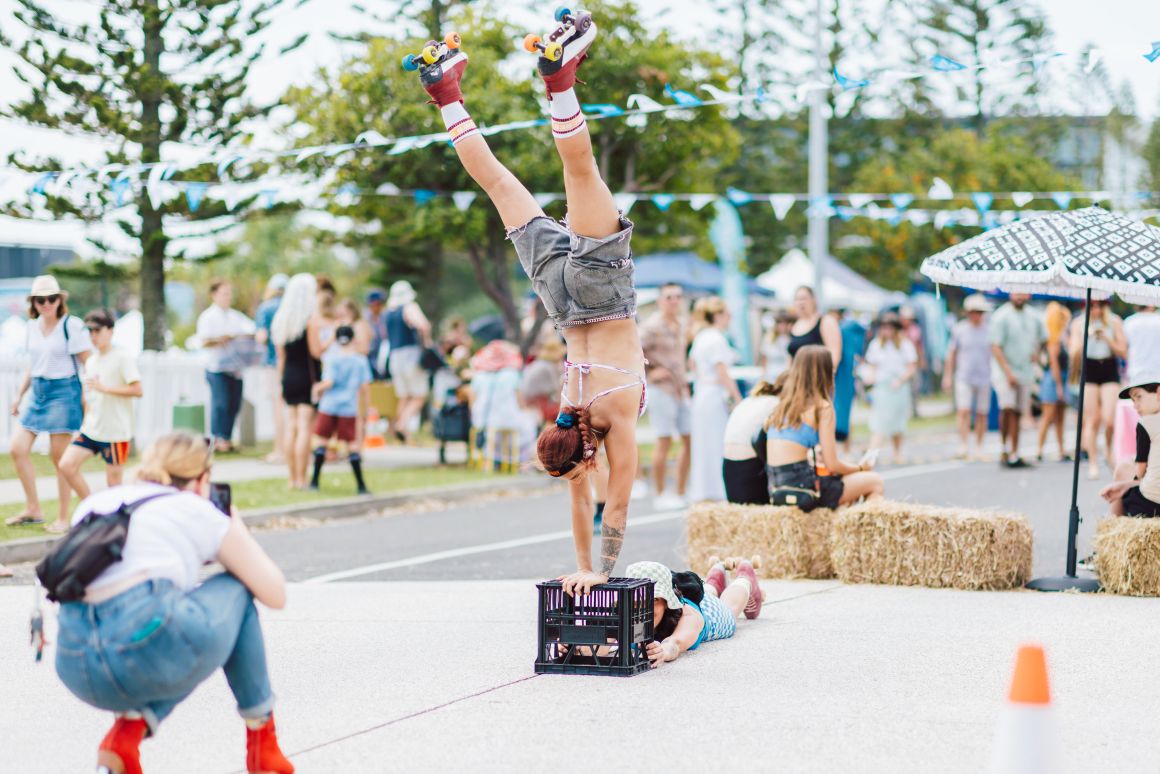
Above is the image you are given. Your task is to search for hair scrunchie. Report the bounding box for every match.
[555,412,575,429]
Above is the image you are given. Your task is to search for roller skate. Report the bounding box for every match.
[401,32,467,106]
[705,557,728,597]
[732,558,764,620]
[522,7,597,96]
[96,715,148,774]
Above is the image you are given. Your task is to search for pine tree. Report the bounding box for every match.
[3,0,290,350]
[914,0,1052,130]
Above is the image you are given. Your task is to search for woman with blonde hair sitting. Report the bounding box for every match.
[53,432,293,774]
[765,345,884,509]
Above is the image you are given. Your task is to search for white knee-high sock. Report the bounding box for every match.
[549,87,586,139]
[441,101,479,145]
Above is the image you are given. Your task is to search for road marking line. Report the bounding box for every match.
[302,509,684,583]
[302,460,965,583]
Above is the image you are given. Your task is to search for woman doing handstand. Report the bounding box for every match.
[413,11,642,595]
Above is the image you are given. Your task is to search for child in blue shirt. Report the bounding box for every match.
[310,326,373,494]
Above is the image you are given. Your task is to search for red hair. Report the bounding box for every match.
[536,405,597,477]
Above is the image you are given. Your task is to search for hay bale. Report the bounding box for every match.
[687,502,835,579]
[1095,518,1160,596]
[830,500,1032,591]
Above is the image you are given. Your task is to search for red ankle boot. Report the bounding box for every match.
[97,715,148,774]
[246,714,294,774]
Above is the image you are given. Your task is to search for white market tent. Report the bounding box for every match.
[755,249,907,313]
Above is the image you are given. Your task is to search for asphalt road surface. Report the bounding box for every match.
[255,455,1109,585]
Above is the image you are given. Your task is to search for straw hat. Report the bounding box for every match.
[27,274,67,300]
[963,294,993,313]
[625,561,682,609]
[388,280,417,308]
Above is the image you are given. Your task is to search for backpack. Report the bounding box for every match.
[36,492,173,603]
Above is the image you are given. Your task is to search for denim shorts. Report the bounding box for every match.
[21,375,83,434]
[508,215,636,328]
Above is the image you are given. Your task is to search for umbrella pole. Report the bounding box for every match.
[1027,288,1100,592]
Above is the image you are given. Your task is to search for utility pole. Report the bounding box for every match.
[808,0,829,309]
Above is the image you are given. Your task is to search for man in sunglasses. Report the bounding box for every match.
[57,309,143,516]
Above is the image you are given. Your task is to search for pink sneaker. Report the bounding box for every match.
[705,562,727,597]
[525,8,597,97]
[403,34,469,107]
[734,559,763,620]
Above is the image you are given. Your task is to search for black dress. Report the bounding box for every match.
[282,334,320,406]
[787,318,824,359]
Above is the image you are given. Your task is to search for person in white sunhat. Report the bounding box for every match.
[943,294,994,460]
[625,559,762,669]
[7,274,92,534]
[1100,374,1160,518]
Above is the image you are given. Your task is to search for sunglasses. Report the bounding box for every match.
[85,325,107,333]
[33,295,60,305]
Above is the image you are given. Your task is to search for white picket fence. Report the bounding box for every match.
[0,352,276,453]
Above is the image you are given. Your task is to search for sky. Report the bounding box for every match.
[0,0,1156,179]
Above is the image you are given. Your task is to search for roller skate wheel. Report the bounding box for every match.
[401,53,418,71]
[707,555,722,571]
[575,12,592,32]
[750,555,763,571]
[421,45,440,65]
[523,34,542,53]
[554,6,572,22]
[444,31,461,49]
[543,41,563,62]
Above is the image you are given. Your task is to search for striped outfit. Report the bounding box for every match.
[684,593,737,650]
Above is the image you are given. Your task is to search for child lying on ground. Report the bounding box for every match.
[625,559,763,668]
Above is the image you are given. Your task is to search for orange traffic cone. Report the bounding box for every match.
[364,408,386,449]
[988,644,1060,774]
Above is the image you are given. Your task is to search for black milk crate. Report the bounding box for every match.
[535,577,654,677]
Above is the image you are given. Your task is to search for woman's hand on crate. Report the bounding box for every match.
[558,569,609,597]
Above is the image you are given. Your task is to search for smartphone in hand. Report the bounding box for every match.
[859,448,881,469]
[209,482,232,516]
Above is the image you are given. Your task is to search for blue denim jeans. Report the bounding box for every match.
[206,371,244,442]
[55,574,274,733]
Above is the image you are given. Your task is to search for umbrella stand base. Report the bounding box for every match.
[1026,575,1102,593]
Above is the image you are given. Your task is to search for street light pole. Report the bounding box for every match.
[808,0,829,309]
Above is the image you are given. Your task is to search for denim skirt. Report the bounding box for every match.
[21,376,83,434]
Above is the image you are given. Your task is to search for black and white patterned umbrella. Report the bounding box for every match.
[921,206,1160,302]
[920,206,1160,592]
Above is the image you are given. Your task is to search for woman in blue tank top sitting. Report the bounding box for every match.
[765,345,884,508]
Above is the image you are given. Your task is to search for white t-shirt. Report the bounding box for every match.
[73,483,231,594]
[196,305,256,373]
[865,337,918,382]
[1125,312,1160,383]
[80,347,141,442]
[723,395,779,458]
[25,316,92,379]
[690,328,736,393]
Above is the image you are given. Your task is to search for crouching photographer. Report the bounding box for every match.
[41,432,293,774]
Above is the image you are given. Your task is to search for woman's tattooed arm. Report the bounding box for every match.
[599,524,625,577]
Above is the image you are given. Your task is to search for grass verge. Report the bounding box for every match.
[0,464,492,543]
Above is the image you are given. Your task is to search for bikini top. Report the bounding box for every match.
[561,360,647,419]
[766,422,819,449]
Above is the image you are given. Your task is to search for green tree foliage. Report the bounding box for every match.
[3,0,291,350]
[283,1,740,340]
[842,127,1076,289]
[1144,114,1160,199]
[912,0,1052,130]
